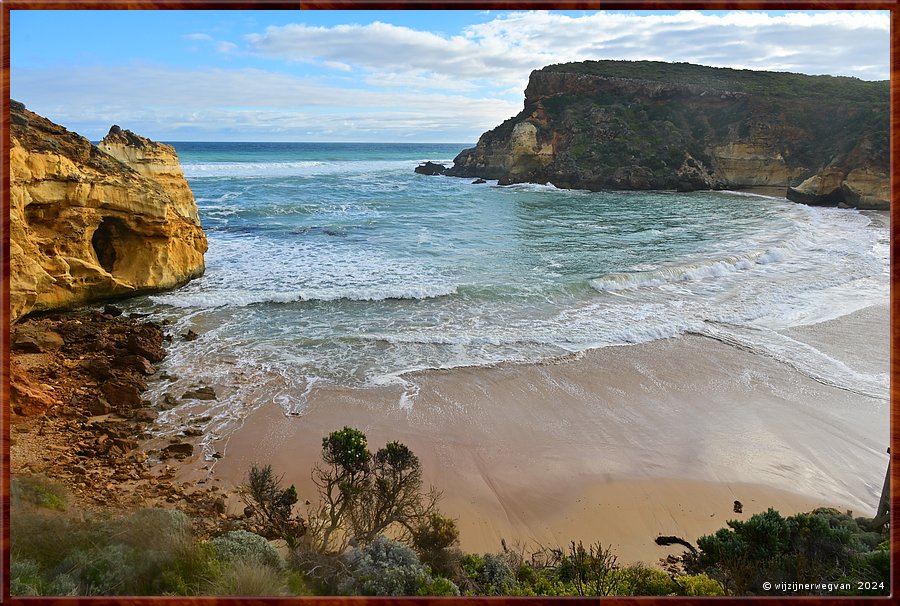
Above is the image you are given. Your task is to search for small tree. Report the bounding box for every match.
[307,427,372,553]
[350,441,439,545]
[242,464,305,551]
[305,427,441,554]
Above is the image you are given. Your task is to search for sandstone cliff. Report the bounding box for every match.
[9,101,208,322]
[447,61,889,208]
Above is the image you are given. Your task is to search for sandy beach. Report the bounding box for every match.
[196,303,889,564]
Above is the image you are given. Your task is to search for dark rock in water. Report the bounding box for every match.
[182,329,199,341]
[160,392,179,410]
[132,408,159,422]
[498,177,513,186]
[414,161,447,175]
[103,304,123,316]
[127,331,165,362]
[786,185,843,206]
[162,442,194,459]
[676,181,695,193]
[182,386,217,401]
[472,178,487,184]
[115,354,156,376]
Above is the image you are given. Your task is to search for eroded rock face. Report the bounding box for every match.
[447,61,889,207]
[9,102,208,322]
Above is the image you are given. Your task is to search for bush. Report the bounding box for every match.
[111,508,192,554]
[417,575,460,596]
[338,535,428,596]
[159,542,222,596]
[53,544,136,595]
[616,565,677,596]
[9,559,78,596]
[205,560,289,596]
[11,509,92,570]
[11,475,67,511]
[557,541,620,596]
[210,530,284,570]
[694,507,890,595]
[676,573,725,596]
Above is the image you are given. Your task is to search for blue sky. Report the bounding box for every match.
[10,10,890,142]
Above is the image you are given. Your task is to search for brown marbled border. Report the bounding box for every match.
[1,1,896,604]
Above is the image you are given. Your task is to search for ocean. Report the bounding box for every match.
[121,142,889,454]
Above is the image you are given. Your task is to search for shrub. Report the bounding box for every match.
[676,573,725,596]
[337,535,428,596]
[53,544,136,595]
[556,541,620,596]
[694,507,890,595]
[103,508,193,562]
[9,559,78,596]
[210,530,284,570]
[251,427,442,555]
[479,553,517,594]
[11,510,88,570]
[417,575,460,596]
[11,475,67,511]
[204,560,289,596]
[159,542,222,596]
[616,565,677,596]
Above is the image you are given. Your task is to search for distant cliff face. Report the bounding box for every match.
[448,61,889,208]
[9,102,208,322]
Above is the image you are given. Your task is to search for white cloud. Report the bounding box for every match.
[246,10,890,83]
[184,33,213,41]
[216,41,238,53]
[11,64,519,141]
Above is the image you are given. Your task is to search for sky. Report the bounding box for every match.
[9,9,891,143]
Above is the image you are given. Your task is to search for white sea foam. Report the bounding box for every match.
[182,159,416,178]
[590,252,771,292]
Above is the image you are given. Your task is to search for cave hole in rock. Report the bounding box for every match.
[92,217,127,273]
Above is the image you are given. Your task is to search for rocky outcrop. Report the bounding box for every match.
[98,125,201,223]
[414,161,448,175]
[786,155,890,211]
[9,101,207,322]
[447,61,889,207]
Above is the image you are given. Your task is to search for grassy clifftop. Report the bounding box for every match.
[542,60,888,102]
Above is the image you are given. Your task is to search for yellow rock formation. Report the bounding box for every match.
[9,102,208,322]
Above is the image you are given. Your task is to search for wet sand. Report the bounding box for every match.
[202,305,889,563]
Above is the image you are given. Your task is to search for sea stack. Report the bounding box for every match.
[9,101,208,322]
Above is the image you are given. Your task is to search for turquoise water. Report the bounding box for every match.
[125,142,889,420]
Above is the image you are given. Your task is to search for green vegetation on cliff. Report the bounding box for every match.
[545,60,888,102]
